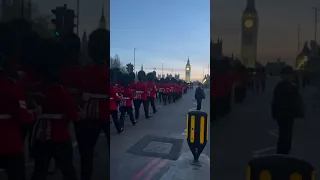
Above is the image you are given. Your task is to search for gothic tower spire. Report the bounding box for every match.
[99,5,106,29]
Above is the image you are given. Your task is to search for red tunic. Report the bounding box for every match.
[110,85,120,110]
[83,66,109,121]
[135,81,148,100]
[35,83,79,142]
[120,88,134,107]
[146,81,157,98]
[0,75,34,154]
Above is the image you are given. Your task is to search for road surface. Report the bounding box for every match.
[211,76,319,179]
[110,89,210,180]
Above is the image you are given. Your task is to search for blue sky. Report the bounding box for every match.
[110,0,210,81]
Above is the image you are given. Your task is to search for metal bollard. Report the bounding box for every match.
[186,110,208,163]
[247,154,315,180]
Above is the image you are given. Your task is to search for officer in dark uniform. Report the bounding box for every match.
[272,66,304,154]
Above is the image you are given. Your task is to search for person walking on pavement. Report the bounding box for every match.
[272,66,304,155]
[195,83,205,110]
[146,73,158,113]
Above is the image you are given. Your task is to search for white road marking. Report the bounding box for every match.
[188,108,196,111]
[157,106,162,108]
[193,102,197,106]
[181,129,187,136]
[253,146,276,156]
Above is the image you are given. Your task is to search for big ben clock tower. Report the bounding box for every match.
[241,0,259,68]
[185,57,191,83]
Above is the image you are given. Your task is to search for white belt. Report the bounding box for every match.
[38,114,65,119]
[136,91,144,93]
[0,114,12,119]
[83,93,108,99]
[122,97,130,100]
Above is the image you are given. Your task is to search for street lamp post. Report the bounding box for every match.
[297,25,300,54]
[134,48,136,73]
[162,62,164,77]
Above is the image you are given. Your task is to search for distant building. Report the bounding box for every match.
[210,38,223,59]
[266,58,286,76]
[241,0,259,68]
[174,74,180,80]
[99,5,106,29]
[185,57,191,83]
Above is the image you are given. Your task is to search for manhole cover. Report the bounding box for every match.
[127,135,183,160]
[143,141,173,154]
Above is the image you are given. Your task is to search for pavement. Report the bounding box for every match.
[211,76,320,180]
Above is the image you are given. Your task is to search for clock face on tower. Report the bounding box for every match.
[186,67,190,71]
[245,19,253,28]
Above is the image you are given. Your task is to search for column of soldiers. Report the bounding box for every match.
[210,57,267,122]
[246,67,267,93]
[0,19,110,180]
[109,69,189,133]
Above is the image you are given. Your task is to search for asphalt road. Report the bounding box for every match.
[211,76,319,179]
[110,89,210,180]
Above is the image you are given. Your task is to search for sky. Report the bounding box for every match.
[110,0,210,81]
[33,0,108,37]
[211,0,320,66]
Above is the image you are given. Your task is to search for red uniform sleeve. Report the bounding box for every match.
[12,83,34,125]
[129,90,134,100]
[60,87,79,122]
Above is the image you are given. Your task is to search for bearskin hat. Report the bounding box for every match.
[146,72,154,82]
[138,70,146,81]
[88,29,109,64]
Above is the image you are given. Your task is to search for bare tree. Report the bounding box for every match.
[110,54,121,68]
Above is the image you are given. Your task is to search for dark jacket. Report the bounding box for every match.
[271,80,304,119]
[195,87,205,100]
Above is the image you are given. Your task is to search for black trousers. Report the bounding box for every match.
[120,106,136,125]
[277,118,294,154]
[0,153,25,180]
[31,141,77,180]
[133,100,149,119]
[110,110,122,131]
[75,121,101,180]
[162,94,168,105]
[159,93,163,103]
[196,99,202,110]
[147,97,157,113]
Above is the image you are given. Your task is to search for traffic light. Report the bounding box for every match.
[64,9,76,34]
[51,7,64,37]
[126,63,134,73]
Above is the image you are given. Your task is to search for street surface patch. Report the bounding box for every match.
[127,135,183,160]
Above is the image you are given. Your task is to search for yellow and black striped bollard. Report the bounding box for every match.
[247,154,315,180]
[186,110,208,162]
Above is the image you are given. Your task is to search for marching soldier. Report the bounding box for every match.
[80,29,112,180]
[110,70,122,133]
[0,22,35,180]
[30,39,78,180]
[163,77,171,104]
[158,78,165,103]
[133,70,150,119]
[118,73,137,127]
[146,73,158,114]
